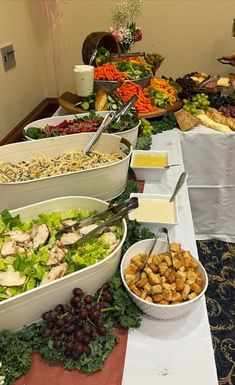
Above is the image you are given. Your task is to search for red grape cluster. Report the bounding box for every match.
[176,72,197,98]
[218,105,235,118]
[41,285,113,359]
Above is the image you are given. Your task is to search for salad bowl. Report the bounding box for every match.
[23,111,140,147]
[0,196,127,331]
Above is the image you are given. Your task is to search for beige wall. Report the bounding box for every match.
[0,0,234,139]
[0,0,49,140]
[58,0,235,92]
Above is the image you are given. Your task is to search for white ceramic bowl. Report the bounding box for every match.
[129,193,178,225]
[120,239,208,320]
[0,196,127,331]
[130,150,168,181]
[23,112,140,148]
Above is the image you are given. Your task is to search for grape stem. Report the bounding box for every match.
[101,306,120,313]
[96,288,104,304]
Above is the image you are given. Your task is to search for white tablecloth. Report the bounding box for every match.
[123,131,218,385]
[54,107,235,242]
[178,126,235,242]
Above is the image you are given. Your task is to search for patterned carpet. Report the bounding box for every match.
[197,240,235,385]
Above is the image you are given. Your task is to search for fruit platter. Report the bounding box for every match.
[171,71,235,133]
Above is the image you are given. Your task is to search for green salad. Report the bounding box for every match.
[0,208,123,301]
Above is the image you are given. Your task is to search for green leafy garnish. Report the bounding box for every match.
[102,273,142,328]
[123,219,155,254]
[0,330,32,385]
[136,136,152,150]
[26,127,46,139]
[151,112,179,134]
[115,180,139,203]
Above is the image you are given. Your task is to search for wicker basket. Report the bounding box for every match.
[82,32,119,64]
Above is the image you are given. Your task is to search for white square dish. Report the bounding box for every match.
[130,150,168,181]
[129,193,178,225]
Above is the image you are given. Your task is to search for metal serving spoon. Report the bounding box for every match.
[164,163,180,169]
[89,48,97,66]
[169,172,187,202]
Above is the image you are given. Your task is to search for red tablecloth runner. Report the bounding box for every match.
[13,178,143,385]
[14,328,128,385]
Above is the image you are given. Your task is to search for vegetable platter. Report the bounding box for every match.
[58,75,182,119]
[0,133,132,210]
[0,196,127,331]
[23,111,140,147]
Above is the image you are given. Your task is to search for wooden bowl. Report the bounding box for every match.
[82,32,119,65]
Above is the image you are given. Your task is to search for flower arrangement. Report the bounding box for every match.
[108,0,143,53]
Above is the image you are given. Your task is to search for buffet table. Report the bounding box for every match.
[51,108,218,384]
[178,126,235,243]
[122,131,218,385]
[54,107,235,243]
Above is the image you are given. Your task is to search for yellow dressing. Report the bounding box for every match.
[129,198,175,223]
[133,153,168,168]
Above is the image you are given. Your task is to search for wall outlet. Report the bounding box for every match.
[1,44,16,71]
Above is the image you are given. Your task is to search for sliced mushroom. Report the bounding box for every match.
[7,230,31,243]
[59,232,82,246]
[32,224,50,248]
[40,262,68,286]
[0,271,26,287]
[1,241,25,257]
[80,224,98,235]
[47,246,66,266]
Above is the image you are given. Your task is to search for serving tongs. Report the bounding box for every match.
[83,94,138,155]
[135,227,174,281]
[62,197,138,247]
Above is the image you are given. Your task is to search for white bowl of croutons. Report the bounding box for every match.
[120,239,208,320]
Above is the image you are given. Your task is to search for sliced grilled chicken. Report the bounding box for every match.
[61,219,78,228]
[80,224,98,235]
[47,246,66,266]
[101,232,117,245]
[1,241,25,257]
[32,224,50,248]
[0,271,26,287]
[40,262,68,285]
[59,232,82,246]
[7,230,31,243]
